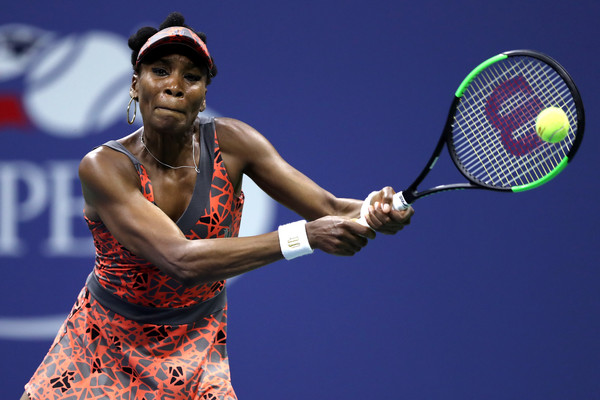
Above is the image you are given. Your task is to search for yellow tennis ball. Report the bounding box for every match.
[535,107,570,143]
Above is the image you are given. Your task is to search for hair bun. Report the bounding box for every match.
[160,12,186,29]
[128,27,157,51]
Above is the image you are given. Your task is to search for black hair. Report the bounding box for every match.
[128,12,218,84]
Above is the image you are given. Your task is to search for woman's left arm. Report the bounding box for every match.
[216,117,413,233]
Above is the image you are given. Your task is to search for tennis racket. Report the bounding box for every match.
[361,49,584,218]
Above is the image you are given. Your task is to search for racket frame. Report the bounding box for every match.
[400,49,585,205]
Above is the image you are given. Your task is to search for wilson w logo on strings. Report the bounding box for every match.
[485,76,544,157]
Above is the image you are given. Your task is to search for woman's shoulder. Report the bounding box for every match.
[214,117,270,149]
[213,117,279,179]
[79,133,141,187]
[214,117,253,135]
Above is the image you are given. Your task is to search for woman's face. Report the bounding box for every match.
[131,52,207,134]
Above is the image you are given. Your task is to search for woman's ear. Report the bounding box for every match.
[130,73,139,100]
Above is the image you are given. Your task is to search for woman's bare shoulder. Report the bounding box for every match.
[78,141,140,194]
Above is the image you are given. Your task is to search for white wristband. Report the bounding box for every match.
[360,191,379,218]
[278,220,313,260]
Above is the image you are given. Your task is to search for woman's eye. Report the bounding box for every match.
[152,67,168,76]
[185,74,202,82]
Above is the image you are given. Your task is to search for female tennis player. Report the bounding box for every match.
[22,12,413,400]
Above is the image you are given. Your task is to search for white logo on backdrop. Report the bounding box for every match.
[0,25,276,340]
[0,24,131,137]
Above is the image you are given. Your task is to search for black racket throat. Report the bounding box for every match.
[402,98,506,204]
[407,99,457,190]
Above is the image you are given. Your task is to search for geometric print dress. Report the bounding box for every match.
[25,116,244,400]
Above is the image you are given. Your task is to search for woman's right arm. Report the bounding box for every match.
[79,146,374,286]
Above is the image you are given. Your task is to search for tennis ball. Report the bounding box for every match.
[535,107,569,143]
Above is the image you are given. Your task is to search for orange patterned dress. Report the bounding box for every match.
[25,117,244,400]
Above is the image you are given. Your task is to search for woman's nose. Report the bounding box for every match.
[164,76,184,97]
[165,87,184,97]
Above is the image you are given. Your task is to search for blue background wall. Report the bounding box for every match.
[1,1,598,399]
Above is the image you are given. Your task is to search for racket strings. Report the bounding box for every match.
[451,56,578,189]
[480,59,573,183]
[455,66,523,186]
[456,63,530,186]
[509,60,575,180]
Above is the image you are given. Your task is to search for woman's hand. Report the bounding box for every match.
[306,216,376,256]
[362,186,414,235]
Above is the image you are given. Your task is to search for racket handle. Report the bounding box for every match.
[392,191,411,210]
[355,191,411,227]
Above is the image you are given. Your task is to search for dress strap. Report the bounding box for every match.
[101,140,142,167]
[175,117,217,232]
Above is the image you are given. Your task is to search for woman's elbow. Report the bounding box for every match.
[159,246,209,287]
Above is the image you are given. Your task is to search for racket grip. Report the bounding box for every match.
[392,191,411,210]
[355,191,411,227]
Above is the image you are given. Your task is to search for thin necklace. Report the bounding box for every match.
[140,131,200,173]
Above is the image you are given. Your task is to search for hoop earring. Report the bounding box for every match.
[127,97,137,125]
